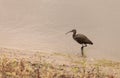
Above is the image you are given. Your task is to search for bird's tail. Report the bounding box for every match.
[90,42,93,45]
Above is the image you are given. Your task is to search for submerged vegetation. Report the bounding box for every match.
[0,48,119,78]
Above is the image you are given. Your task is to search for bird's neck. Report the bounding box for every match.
[72,31,76,37]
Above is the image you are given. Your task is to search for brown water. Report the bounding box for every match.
[0,0,120,60]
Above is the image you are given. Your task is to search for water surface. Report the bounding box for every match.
[0,0,120,60]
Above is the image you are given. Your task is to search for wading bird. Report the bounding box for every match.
[66,29,93,57]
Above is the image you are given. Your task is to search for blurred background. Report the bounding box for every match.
[0,0,120,60]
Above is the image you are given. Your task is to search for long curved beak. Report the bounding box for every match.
[65,31,72,35]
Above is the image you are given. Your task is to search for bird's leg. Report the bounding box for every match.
[81,44,87,57]
[81,44,84,57]
[84,44,87,47]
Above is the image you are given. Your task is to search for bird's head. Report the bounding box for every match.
[65,29,76,35]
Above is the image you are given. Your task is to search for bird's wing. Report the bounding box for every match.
[74,34,93,44]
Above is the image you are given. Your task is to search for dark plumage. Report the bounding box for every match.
[66,29,93,57]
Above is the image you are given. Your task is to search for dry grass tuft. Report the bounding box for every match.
[0,52,119,78]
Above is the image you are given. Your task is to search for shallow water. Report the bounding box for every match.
[0,0,120,60]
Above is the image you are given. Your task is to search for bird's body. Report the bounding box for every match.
[66,29,93,57]
[73,33,93,45]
